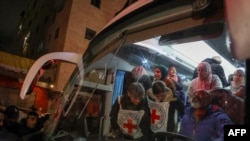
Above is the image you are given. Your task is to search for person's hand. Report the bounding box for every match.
[235,86,245,98]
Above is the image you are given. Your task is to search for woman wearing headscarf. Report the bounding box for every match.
[187,62,223,106]
[225,68,245,99]
[153,65,185,132]
[153,65,176,95]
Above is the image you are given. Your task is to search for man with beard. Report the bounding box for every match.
[178,90,233,141]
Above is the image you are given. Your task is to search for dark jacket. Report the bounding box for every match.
[165,97,185,132]
[0,128,21,141]
[110,95,153,140]
[179,105,233,141]
[193,58,228,87]
[170,76,187,107]
[5,121,23,136]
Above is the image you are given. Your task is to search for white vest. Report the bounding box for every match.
[147,97,170,133]
[117,96,145,139]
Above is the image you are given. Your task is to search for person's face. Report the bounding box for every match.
[5,117,18,125]
[197,64,209,80]
[191,91,210,109]
[26,115,37,129]
[168,67,176,76]
[233,70,244,84]
[128,92,141,105]
[155,93,165,102]
[0,113,4,130]
[154,68,162,80]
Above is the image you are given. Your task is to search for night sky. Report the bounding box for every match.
[0,0,28,52]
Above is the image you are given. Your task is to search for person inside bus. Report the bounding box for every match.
[167,65,186,107]
[108,82,152,140]
[4,105,22,136]
[0,109,21,141]
[153,65,177,97]
[225,68,245,99]
[178,89,233,141]
[192,56,228,87]
[131,65,157,101]
[187,62,223,106]
[149,80,184,134]
[131,65,150,81]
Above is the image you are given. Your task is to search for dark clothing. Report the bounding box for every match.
[171,76,186,107]
[21,130,44,141]
[5,121,23,136]
[0,128,21,141]
[110,95,153,140]
[17,124,38,136]
[173,76,184,91]
[179,105,233,141]
[192,58,228,87]
[167,99,185,132]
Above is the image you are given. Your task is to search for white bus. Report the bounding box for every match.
[19,0,247,140]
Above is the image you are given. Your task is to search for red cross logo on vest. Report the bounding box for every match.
[123,118,137,133]
[151,109,160,124]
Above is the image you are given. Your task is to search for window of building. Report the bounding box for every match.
[54,27,60,39]
[91,0,101,8]
[85,28,96,40]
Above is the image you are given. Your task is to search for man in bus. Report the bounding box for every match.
[179,90,233,141]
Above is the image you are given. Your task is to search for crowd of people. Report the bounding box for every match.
[1,56,245,141]
[106,56,244,141]
[0,105,50,141]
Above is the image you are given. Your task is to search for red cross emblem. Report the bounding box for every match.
[151,109,160,124]
[123,118,137,133]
